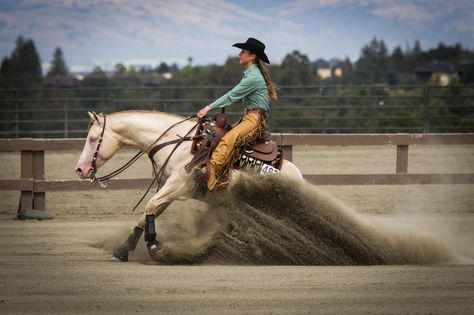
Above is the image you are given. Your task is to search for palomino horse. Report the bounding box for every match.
[75,110,303,261]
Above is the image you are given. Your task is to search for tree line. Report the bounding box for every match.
[1,35,473,89]
[0,35,472,136]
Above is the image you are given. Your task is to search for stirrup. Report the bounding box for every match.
[194,168,205,179]
[194,167,209,181]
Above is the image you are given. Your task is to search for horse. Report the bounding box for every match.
[75,110,303,262]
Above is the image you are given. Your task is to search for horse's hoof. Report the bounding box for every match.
[113,247,129,262]
[147,240,163,255]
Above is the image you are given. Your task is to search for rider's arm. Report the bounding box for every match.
[209,75,258,110]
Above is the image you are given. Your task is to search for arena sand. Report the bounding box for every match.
[1,145,473,314]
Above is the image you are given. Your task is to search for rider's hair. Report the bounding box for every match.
[255,57,277,102]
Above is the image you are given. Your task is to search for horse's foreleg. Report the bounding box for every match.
[139,174,194,257]
[112,200,171,262]
[112,172,192,262]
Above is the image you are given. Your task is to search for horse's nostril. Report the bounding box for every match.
[76,167,82,173]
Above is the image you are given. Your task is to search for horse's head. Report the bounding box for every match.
[75,111,121,179]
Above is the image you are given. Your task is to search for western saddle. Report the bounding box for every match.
[185,110,283,179]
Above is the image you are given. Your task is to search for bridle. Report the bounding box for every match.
[90,114,107,181]
[89,113,197,183]
[87,113,199,211]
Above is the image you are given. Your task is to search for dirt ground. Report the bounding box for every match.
[0,144,473,314]
[0,217,473,314]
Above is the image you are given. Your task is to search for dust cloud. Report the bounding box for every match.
[147,175,455,265]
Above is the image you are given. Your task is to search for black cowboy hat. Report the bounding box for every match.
[233,37,270,64]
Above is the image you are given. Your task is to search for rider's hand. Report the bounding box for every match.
[197,105,211,118]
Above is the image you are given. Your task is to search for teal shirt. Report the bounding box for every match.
[209,64,270,112]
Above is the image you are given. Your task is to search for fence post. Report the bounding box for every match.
[14,90,19,138]
[370,86,376,132]
[18,150,45,212]
[109,90,116,112]
[319,86,325,132]
[33,151,45,210]
[396,145,409,173]
[64,89,69,138]
[282,145,293,162]
[423,85,430,133]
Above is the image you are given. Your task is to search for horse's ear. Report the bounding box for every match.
[88,111,101,125]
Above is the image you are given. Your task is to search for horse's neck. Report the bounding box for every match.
[110,112,194,152]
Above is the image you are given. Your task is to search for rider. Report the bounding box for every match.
[197,37,277,190]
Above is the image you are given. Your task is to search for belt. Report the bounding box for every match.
[245,108,268,120]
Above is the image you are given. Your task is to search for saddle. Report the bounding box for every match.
[185,111,282,175]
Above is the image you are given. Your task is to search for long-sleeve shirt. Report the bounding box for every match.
[208,64,270,112]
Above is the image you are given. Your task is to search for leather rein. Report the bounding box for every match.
[89,115,199,203]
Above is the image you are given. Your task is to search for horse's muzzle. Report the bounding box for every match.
[75,161,93,179]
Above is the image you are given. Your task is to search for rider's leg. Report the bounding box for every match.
[208,111,262,190]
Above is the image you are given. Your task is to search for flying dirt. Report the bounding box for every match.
[132,175,453,265]
[95,175,454,265]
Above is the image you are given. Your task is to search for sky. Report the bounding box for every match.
[0,0,473,73]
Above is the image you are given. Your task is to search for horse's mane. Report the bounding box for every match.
[88,110,196,130]
[109,110,191,120]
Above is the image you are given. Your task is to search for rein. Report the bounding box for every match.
[90,114,198,187]
[131,120,198,212]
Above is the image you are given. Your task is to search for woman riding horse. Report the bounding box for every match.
[76,38,292,262]
[197,37,277,191]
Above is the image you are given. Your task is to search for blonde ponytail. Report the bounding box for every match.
[256,59,277,102]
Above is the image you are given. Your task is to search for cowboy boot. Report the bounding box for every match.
[207,166,218,191]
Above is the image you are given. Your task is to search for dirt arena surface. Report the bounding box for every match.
[1,144,473,314]
[0,215,473,314]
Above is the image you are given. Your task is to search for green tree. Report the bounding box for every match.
[460,62,474,84]
[113,63,127,76]
[91,65,106,76]
[47,47,68,77]
[156,62,170,74]
[169,63,180,73]
[0,35,42,87]
[386,46,405,84]
[273,50,315,85]
[212,57,242,85]
[390,46,404,68]
[413,40,422,56]
[0,58,13,87]
[355,37,389,83]
[80,65,113,87]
